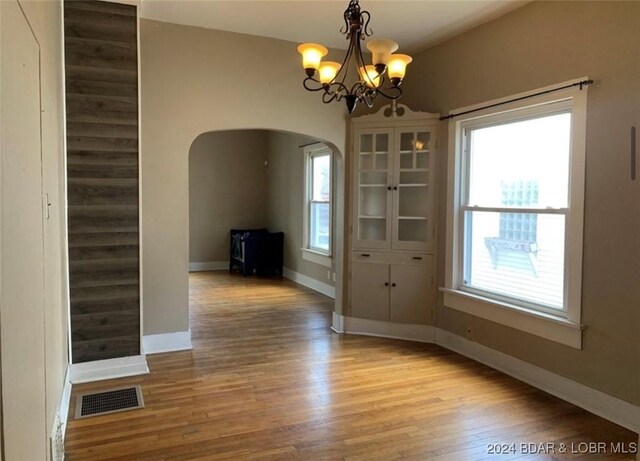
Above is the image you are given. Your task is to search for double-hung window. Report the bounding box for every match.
[443,81,588,348]
[303,144,332,267]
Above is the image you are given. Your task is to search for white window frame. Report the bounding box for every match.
[302,144,332,267]
[442,79,588,349]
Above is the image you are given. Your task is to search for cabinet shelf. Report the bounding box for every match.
[359,215,386,219]
[399,150,430,154]
[399,183,429,187]
[400,168,429,173]
[359,184,387,187]
[398,216,428,220]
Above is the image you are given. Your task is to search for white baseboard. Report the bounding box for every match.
[331,313,434,343]
[283,267,335,299]
[435,328,640,434]
[143,330,193,354]
[69,355,149,384]
[331,313,640,433]
[189,261,229,272]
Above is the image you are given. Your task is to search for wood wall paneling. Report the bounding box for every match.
[64,0,140,363]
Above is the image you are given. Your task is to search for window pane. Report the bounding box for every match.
[463,211,565,309]
[312,155,330,202]
[468,113,571,208]
[310,202,330,251]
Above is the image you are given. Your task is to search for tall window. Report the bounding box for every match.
[463,112,570,312]
[444,82,587,348]
[304,145,332,263]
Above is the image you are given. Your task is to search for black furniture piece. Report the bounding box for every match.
[229,228,284,276]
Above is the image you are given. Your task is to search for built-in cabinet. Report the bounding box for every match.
[349,104,439,324]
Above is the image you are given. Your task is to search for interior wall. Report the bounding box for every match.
[140,20,347,336]
[402,0,640,405]
[189,130,269,264]
[18,0,69,442]
[1,0,68,452]
[266,131,336,286]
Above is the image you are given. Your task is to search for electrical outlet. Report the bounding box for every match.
[327,270,331,280]
[332,272,336,282]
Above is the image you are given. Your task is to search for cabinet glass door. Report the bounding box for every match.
[355,130,392,249]
[393,128,433,251]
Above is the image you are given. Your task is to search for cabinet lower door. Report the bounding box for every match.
[389,263,431,324]
[350,261,389,321]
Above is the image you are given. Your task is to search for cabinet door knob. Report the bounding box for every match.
[361,253,370,257]
[385,282,389,286]
[387,186,392,190]
[391,283,397,287]
[393,186,398,190]
[412,256,423,260]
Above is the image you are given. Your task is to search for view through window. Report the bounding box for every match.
[309,151,331,253]
[463,112,571,311]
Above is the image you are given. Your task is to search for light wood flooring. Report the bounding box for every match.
[65,272,637,460]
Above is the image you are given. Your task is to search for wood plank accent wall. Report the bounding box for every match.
[64,0,140,363]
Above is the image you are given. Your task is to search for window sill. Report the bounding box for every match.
[302,248,332,267]
[439,288,583,349]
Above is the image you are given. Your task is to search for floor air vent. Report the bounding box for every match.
[74,386,144,419]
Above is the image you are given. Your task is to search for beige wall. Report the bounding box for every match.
[266,131,336,286]
[140,20,347,335]
[1,0,68,454]
[20,0,70,439]
[189,130,269,263]
[402,1,640,404]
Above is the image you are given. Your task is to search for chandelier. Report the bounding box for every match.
[297,0,412,114]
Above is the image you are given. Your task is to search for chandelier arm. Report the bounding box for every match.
[303,77,328,92]
[360,10,372,37]
[354,34,379,89]
[350,80,364,97]
[376,85,403,100]
[335,34,357,88]
[361,87,376,108]
[322,91,340,104]
[323,81,349,103]
[329,81,350,95]
[352,82,370,102]
[340,7,350,35]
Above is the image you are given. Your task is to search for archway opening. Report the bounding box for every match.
[186,128,345,337]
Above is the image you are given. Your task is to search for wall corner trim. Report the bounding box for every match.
[54,366,73,441]
[143,330,193,355]
[331,314,640,433]
[331,311,345,333]
[69,355,149,384]
[189,261,229,272]
[283,268,336,299]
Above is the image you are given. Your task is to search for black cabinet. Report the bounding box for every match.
[229,228,284,276]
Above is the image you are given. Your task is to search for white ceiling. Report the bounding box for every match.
[140,0,530,53]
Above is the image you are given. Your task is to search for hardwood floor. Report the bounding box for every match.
[65,272,636,460]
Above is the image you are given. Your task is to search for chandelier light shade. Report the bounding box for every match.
[297,0,412,114]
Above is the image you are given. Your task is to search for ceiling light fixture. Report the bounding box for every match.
[297,0,412,114]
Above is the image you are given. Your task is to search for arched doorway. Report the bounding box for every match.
[186,128,345,331]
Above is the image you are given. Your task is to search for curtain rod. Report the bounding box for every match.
[439,79,594,121]
[298,141,325,148]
